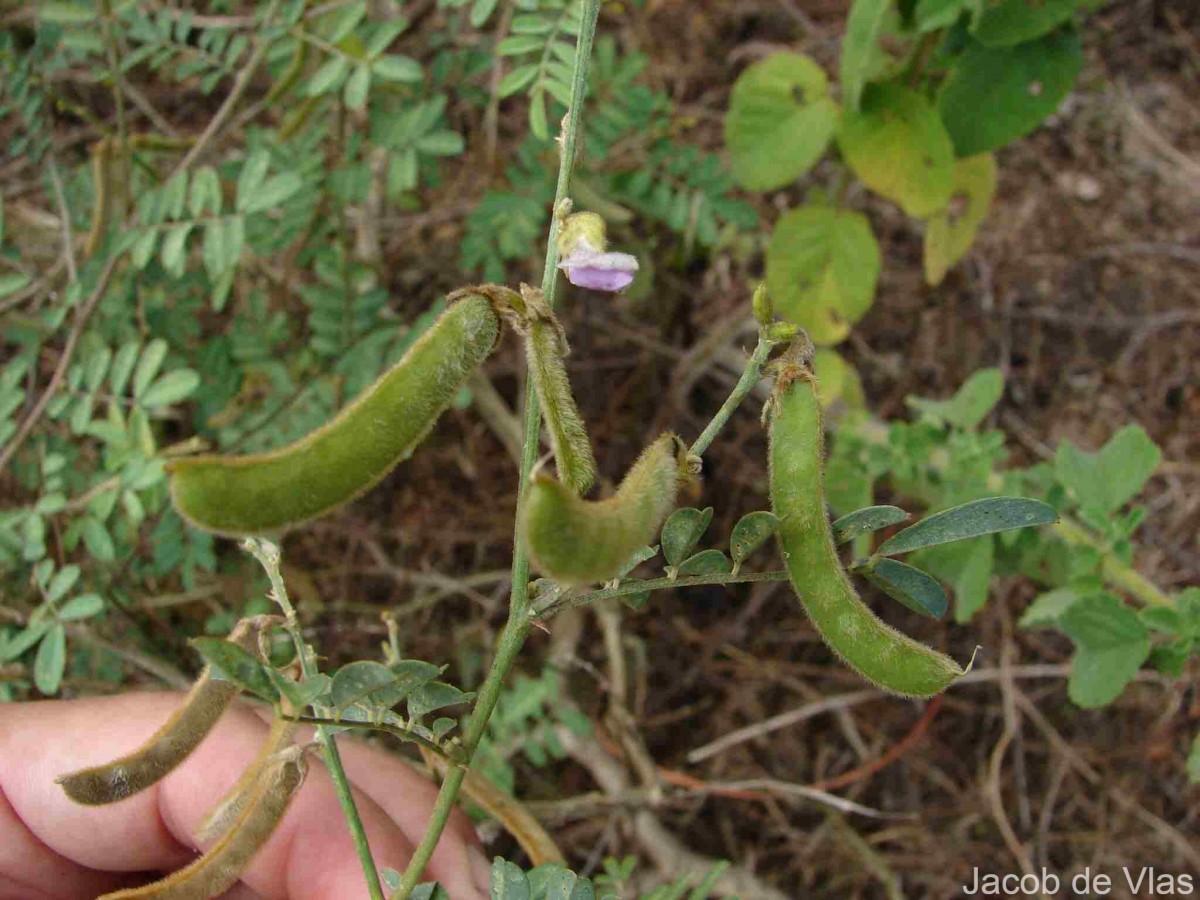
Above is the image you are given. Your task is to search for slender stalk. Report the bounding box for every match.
[533,570,793,620]
[391,2,602,896]
[245,540,385,900]
[1052,519,1174,609]
[689,334,773,459]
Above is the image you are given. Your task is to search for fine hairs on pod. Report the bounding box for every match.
[518,284,597,496]
[521,433,686,586]
[57,616,275,806]
[167,292,501,536]
[97,746,308,899]
[768,360,969,698]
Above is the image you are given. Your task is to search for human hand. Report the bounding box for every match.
[0,693,492,899]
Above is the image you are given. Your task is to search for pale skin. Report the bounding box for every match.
[0,695,492,900]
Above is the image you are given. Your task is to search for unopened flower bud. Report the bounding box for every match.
[752,283,773,325]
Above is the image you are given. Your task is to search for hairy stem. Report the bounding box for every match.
[391,2,603,895]
[246,540,384,900]
[688,334,773,459]
[532,570,793,620]
[1052,519,1174,609]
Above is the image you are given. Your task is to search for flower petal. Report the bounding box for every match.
[563,266,636,291]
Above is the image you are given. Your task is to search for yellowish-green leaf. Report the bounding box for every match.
[766,206,879,346]
[812,347,865,411]
[838,83,955,218]
[923,153,997,285]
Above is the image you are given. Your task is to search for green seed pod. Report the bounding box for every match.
[521,433,685,586]
[168,293,501,536]
[98,746,308,900]
[57,618,273,806]
[520,285,597,495]
[768,366,968,697]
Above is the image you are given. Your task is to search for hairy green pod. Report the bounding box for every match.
[168,294,501,535]
[521,287,597,495]
[57,618,272,806]
[99,746,308,899]
[768,368,967,697]
[521,433,684,586]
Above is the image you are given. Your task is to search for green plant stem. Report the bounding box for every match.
[247,540,384,900]
[284,714,459,761]
[391,2,602,896]
[689,334,772,459]
[1052,519,1174,609]
[532,570,792,619]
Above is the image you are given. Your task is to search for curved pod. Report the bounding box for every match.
[98,747,308,899]
[525,316,597,496]
[57,617,273,806]
[168,294,501,536]
[522,434,684,586]
[768,368,966,697]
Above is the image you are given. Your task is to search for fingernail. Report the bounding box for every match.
[469,845,492,897]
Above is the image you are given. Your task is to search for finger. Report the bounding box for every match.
[0,696,439,899]
[0,784,135,899]
[253,710,491,896]
[328,733,492,894]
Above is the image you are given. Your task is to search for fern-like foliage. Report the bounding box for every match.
[496,0,585,140]
[475,666,591,795]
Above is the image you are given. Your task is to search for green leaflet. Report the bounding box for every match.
[168,293,501,535]
[724,52,838,191]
